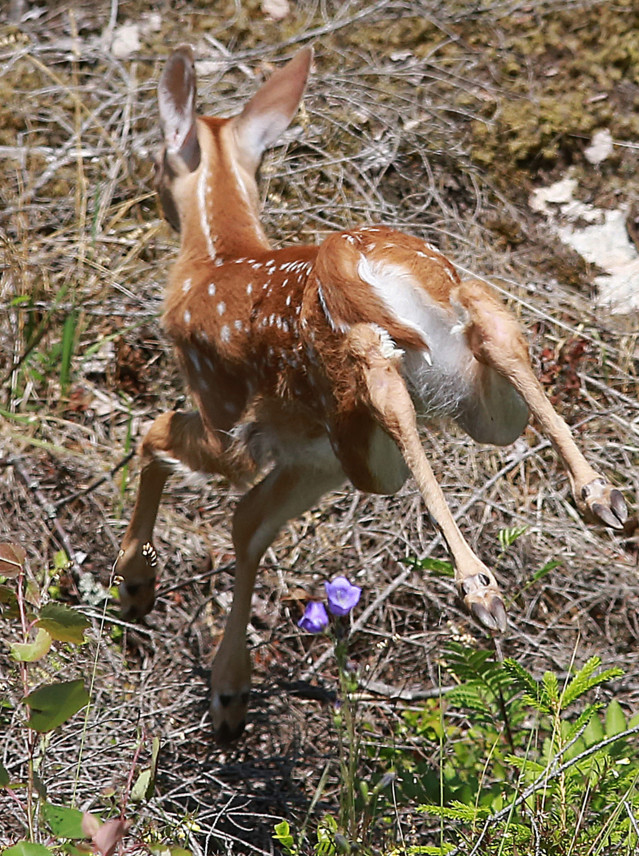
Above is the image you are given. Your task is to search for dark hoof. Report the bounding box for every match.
[118,579,156,621]
[460,571,508,634]
[470,597,508,633]
[213,719,246,745]
[582,480,628,530]
[210,687,250,744]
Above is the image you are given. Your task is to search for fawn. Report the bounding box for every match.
[115,46,628,742]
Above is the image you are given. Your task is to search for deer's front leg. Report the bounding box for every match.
[456,280,628,530]
[346,324,507,633]
[211,457,344,743]
[116,411,228,620]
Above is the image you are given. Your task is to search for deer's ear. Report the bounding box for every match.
[233,47,313,166]
[158,46,201,172]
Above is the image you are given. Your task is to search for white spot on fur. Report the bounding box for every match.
[217,301,226,315]
[208,282,216,296]
[197,167,216,261]
[220,325,231,343]
[182,278,192,293]
[184,309,191,325]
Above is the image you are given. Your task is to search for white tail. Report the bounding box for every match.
[115,46,628,742]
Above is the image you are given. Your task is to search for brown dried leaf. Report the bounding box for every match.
[0,543,26,577]
[82,816,130,856]
[81,812,101,839]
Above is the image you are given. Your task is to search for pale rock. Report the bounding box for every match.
[111,23,141,59]
[261,0,290,20]
[584,129,614,165]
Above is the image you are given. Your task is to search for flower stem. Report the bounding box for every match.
[334,620,358,841]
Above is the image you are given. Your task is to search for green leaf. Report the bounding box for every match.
[583,709,605,746]
[10,628,52,663]
[52,551,70,572]
[273,820,296,853]
[60,310,78,396]
[151,849,192,856]
[131,736,160,803]
[43,802,85,839]
[10,295,32,307]
[605,698,627,737]
[532,559,561,581]
[0,760,9,787]
[498,525,528,549]
[402,556,454,576]
[131,769,152,804]
[3,844,54,856]
[24,680,89,732]
[0,584,18,606]
[36,603,89,644]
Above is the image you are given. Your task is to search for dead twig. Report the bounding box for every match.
[52,449,135,512]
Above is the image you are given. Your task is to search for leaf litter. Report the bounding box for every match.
[1,1,638,852]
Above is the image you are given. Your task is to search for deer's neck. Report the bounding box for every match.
[180,121,271,265]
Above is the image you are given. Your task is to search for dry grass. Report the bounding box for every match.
[1,1,638,852]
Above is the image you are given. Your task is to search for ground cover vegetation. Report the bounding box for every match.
[1,0,638,853]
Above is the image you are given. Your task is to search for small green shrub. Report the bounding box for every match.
[413,644,639,855]
[0,541,189,856]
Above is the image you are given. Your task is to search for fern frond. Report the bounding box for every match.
[504,755,547,776]
[542,671,560,707]
[418,800,490,822]
[562,657,623,708]
[503,658,538,696]
[565,703,604,744]
[445,684,492,715]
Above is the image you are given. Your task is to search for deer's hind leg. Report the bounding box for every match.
[116,411,237,620]
[344,323,507,632]
[454,279,627,529]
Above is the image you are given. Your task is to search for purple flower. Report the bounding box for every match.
[324,576,361,616]
[298,601,329,634]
